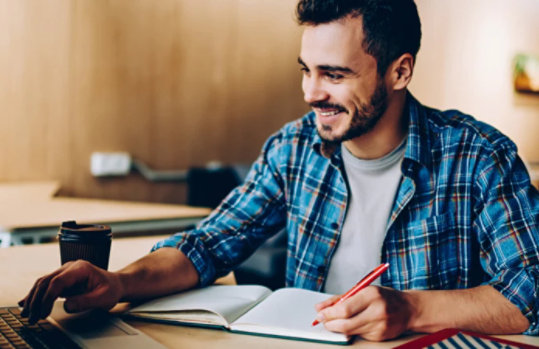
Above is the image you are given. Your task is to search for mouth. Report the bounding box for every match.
[315,107,347,124]
[319,109,341,117]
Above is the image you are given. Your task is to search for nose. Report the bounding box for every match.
[302,75,329,104]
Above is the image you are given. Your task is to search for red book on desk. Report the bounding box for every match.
[394,328,539,349]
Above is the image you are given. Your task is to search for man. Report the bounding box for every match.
[20,0,538,342]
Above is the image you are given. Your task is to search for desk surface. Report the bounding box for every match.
[0,181,210,230]
[0,181,211,247]
[1,236,537,348]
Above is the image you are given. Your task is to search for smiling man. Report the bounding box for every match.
[21,0,539,342]
[298,19,395,155]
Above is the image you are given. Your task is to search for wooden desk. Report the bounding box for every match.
[1,237,537,348]
[0,182,210,247]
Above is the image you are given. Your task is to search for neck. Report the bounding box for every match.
[343,91,408,160]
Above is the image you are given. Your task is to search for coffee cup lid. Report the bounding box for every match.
[59,220,111,236]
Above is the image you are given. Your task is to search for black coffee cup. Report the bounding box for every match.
[58,221,112,270]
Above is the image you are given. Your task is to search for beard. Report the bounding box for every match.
[313,78,388,143]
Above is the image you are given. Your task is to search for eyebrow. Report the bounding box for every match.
[297,57,355,75]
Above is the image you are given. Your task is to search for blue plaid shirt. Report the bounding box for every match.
[153,94,539,334]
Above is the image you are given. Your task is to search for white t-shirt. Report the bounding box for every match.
[324,139,407,294]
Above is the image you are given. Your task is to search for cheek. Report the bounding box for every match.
[337,92,360,113]
[327,86,349,106]
[348,90,372,112]
[332,83,363,108]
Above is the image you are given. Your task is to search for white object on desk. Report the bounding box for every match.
[91,152,132,177]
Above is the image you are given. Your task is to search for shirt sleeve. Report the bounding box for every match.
[151,133,287,287]
[473,140,539,335]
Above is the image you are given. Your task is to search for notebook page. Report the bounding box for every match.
[129,285,272,326]
[230,288,349,343]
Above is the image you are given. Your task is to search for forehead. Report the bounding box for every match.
[300,16,375,71]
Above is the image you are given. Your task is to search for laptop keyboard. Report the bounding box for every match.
[0,307,80,349]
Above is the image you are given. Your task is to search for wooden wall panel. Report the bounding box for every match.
[0,0,72,181]
[0,0,306,203]
[6,0,534,204]
[411,0,539,162]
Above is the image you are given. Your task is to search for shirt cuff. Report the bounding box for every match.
[487,268,539,335]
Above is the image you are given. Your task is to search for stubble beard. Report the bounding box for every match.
[316,79,388,144]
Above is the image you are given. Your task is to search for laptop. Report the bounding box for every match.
[0,301,165,349]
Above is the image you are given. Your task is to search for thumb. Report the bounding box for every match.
[63,288,115,313]
[315,294,341,311]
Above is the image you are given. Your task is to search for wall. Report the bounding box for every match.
[1,1,538,204]
[411,0,539,163]
[0,0,306,203]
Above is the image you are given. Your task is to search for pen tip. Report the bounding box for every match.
[312,320,319,327]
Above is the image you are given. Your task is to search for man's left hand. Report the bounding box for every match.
[314,286,414,341]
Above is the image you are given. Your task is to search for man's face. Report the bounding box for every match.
[299,16,388,143]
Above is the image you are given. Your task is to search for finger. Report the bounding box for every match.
[322,299,382,334]
[18,297,26,308]
[315,294,341,312]
[21,281,42,317]
[30,270,85,322]
[21,290,34,316]
[323,289,407,341]
[27,277,53,323]
[64,286,114,313]
[323,315,369,336]
[20,265,67,317]
[324,307,394,340]
[38,263,96,319]
[317,287,375,322]
[25,268,67,320]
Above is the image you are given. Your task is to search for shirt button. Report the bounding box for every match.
[330,222,339,229]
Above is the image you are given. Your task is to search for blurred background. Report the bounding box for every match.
[0,0,538,205]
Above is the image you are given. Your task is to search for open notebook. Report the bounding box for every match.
[126,285,351,345]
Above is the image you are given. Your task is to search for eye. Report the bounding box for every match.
[325,72,344,81]
[300,67,311,78]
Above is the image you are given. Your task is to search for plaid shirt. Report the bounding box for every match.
[153,94,539,334]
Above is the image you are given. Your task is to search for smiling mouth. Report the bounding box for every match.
[319,110,342,116]
[316,107,347,118]
[310,102,347,117]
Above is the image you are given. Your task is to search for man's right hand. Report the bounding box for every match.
[18,260,123,324]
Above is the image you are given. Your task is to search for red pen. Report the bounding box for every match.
[312,262,390,326]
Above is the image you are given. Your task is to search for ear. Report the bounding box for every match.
[386,53,414,91]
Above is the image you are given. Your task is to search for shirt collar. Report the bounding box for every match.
[311,92,432,170]
[403,92,432,171]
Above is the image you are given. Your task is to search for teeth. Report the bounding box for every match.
[320,110,340,116]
